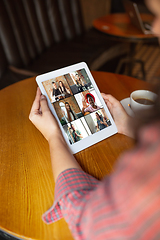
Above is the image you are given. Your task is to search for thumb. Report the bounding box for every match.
[40,95,50,113]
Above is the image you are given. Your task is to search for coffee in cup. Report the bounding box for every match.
[130,90,157,113]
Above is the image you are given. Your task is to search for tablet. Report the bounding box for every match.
[36,62,117,153]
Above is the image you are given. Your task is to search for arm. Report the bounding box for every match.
[29,88,81,182]
[75,130,83,139]
[100,119,108,127]
[30,89,137,239]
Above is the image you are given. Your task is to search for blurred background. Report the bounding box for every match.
[0,0,160,91]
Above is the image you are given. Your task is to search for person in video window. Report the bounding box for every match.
[75,74,87,92]
[58,81,71,98]
[69,124,83,142]
[52,82,62,101]
[95,112,108,131]
[63,102,78,123]
[82,93,101,115]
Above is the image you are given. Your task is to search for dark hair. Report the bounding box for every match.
[59,81,63,85]
[59,81,66,92]
[65,102,71,110]
[65,102,76,122]
[95,112,102,120]
[95,112,100,119]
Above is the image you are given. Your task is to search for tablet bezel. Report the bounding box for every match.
[36,62,117,154]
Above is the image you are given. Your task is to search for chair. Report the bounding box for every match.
[0,0,128,89]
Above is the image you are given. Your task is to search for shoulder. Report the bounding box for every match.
[137,121,160,149]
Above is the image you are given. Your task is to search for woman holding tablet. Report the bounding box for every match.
[29,0,160,238]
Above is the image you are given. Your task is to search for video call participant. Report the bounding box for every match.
[82,93,101,114]
[29,1,160,237]
[75,74,87,92]
[62,102,78,123]
[52,82,62,101]
[69,124,83,143]
[95,112,108,131]
[58,81,71,98]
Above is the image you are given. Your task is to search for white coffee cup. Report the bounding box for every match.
[130,90,157,113]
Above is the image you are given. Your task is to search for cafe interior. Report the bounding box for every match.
[0,0,160,239]
[0,0,159,91]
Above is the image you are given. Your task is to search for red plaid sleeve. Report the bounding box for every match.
[42,122,160,240]
[58,123,160,240]
[42,168,99,224]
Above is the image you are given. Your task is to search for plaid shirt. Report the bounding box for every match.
[42,122,160,240]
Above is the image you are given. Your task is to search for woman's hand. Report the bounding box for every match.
[29,88,81,181]
[29,87,61,142]
[101,93,134,138]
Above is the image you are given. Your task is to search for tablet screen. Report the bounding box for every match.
[42,68,112,144]
[36,62,117,153]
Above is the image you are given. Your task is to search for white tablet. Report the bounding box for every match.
[36,62,117,154]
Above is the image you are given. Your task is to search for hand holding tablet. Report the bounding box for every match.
[36,62,117,153]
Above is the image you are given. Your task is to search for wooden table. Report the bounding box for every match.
[93,13,157,79]
[0,72,153,240]
[93,13,156,42]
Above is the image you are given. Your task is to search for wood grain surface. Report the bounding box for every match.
[0,72,152,239]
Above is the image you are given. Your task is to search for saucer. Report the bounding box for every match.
[120,98,135,117]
